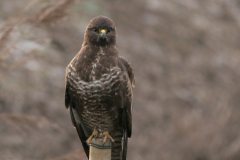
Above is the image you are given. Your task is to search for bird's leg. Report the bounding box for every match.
[99,131,115,145]
[86,128,99,145]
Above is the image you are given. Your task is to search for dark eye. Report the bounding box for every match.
[107,29,111,34]
[93,28,97,32]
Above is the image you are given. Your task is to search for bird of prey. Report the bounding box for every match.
[65,16,135,160]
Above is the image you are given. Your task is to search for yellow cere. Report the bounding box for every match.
[100,29,106,34]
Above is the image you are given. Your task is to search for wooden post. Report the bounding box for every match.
[89,137,112,160]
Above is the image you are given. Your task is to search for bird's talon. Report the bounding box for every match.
[102,131,114,145]
[86,128,99,144]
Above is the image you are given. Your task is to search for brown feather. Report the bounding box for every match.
[65,16,134,160]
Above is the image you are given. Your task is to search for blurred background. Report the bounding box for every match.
[1,0,240,160]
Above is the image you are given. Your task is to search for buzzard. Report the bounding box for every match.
[65,16,135,160]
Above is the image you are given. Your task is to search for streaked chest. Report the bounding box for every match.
[67,63,122,101]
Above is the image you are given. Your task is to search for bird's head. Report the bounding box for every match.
[84,16,116,46]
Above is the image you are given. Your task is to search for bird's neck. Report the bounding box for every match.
[81,44,118,57]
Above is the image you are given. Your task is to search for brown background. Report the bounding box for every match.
[1,0,240,160]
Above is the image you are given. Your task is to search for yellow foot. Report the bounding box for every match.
[99,131,115,145]
[86,128,99,145]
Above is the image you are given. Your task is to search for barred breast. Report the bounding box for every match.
[66,62,123,133]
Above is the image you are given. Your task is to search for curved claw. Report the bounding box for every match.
[86,128,99,145]
[102,131,114,146]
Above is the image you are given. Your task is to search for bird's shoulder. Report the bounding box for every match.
[118,56,135,88]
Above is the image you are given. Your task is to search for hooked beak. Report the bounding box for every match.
[100,29,106,39]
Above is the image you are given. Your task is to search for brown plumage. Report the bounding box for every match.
[65,16,135,160]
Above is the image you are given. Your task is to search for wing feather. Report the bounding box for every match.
[118,57,134,138]
[65,70,89,158]
[119,56,135,88]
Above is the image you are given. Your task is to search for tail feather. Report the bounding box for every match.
[122,130,128,160]
[111,126,123,160]
[111,128,128,160]
[111,135,123,160]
